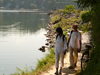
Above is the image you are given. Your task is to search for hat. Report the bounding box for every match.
[72,24,78,28]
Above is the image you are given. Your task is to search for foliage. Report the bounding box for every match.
[64,5,75,13]
[80,11,92,23]
[79,23,91,32]
[50,15,61,24]
[83,3,100,75]
[79,11,92,32]
[77,0,100,75]
[57,5,76,15]
[36,49,55,70]
[77,0,97,8]
[50,5,82,35]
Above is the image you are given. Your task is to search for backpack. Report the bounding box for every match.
[70,30,73,36]
[69,30,80,38]
[56,34,65,42]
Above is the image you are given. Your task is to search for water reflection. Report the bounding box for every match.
[0,12,49,35]
[0,0,76,74]
[0,28,48,75]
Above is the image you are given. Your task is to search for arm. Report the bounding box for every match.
[64,37,67,50]
[64,37,68,55]
[80,33,82,50]
[78,33,82,52]
[67,35,71,47]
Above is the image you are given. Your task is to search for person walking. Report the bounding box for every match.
[55,27,67,75]
[68,25,82,69]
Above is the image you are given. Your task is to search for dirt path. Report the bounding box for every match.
[41,32,90,75]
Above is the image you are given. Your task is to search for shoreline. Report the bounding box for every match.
[33,5,90,75]
[12,5,91,75]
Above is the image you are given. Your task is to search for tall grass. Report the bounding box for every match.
[32,48,55,75]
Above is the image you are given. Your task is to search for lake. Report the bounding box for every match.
[0,0,76,74]
[0,12,49,75]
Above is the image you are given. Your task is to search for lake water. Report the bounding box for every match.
[0,0,76,74]
[0,12,49,75]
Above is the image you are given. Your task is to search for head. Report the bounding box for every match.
[56,27,63,35]
[72,25,78,30]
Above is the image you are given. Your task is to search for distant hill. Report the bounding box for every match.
[0,0,76,11]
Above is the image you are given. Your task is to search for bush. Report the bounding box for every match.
[81,11,92,23]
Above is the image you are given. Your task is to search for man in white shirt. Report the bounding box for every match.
[68,25,82,69]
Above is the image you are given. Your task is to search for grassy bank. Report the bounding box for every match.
[12,49,55,75]
[32,48,55,75]
[31,5,82,75]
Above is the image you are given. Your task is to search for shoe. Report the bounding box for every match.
[55,71,58,75]
[68,66,74,69]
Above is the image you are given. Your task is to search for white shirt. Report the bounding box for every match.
[55,35,67,54]
[69,31,81,49]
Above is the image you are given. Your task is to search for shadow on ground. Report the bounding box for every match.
[62,67,77,75]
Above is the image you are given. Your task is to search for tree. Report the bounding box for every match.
[77,0,100,75]
[77,0,97,8]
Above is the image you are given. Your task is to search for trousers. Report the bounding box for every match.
[69,47,78,67]
[55,51,64,68]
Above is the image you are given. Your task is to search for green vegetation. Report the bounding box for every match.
[80,11,92,23]
[79,10,92,32]
[11,49,55,75]
[77,0,97,8]
[77,0,100,75]
[33,49,55,75]
[50,5,91,35]
[50,5,80,31]
[11,5,93,75]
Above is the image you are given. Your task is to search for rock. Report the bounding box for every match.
[46,39,51,41]
[45,43,49,46]
[38,46,45,52]
[42,46,45,49]
[49,41,53,44]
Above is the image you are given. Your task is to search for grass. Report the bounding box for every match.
[11,48,55,75]
[32,48,55,75]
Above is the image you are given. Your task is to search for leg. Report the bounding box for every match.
[69,47,74,66]
[73,48,78,68]
[60,52,64,68]
[59,52,64,74]
[55,68,58,75]
[55,52,60,75]
[69,47,75,69]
